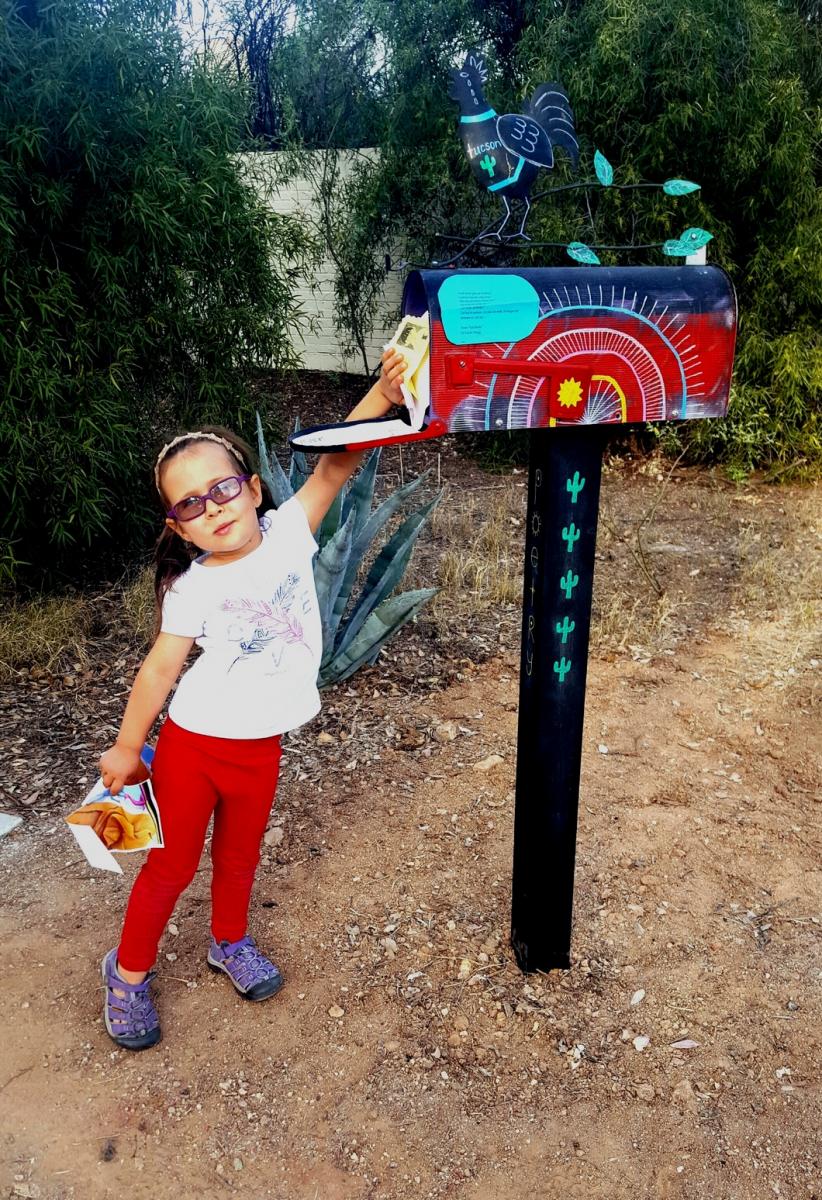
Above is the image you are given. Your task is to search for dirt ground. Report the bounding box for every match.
[0,431,820,1200]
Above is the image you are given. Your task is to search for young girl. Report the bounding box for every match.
[99,349,407,1050]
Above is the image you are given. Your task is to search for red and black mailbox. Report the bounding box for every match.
[400,264,736,433]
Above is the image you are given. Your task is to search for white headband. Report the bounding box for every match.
[154,432,246,491]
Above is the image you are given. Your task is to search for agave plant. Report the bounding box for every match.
[256,415,441,687]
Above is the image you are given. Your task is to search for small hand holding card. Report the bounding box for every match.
[65,745,163,874]
[290,314,436,453]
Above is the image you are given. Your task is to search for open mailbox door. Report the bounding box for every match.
[289,265,737,453]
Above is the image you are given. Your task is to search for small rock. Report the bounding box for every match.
[597,744,609,754]
[264,826,284,848]
[233,1157,243,1172]
[635,1083,655,1101]
[168,923,179,936]
[380,937,398,955]
[474,754,504,772]
[384,1041,400,1053]
[672,1078,698,1113]
[458,958,472,980]
[433,721,458,743]
[630,989,646,1007]
[568,1043,585,1069]
[165,952,177,962]
[669,1038,699,1049]
[633,1035,650,1052]
[316,731,335,745]
[328,1005,345,1019]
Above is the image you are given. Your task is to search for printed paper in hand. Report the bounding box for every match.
[385,312,431,432]
[65,745,162,874]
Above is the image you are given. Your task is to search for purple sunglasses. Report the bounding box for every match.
[167,474,251,522]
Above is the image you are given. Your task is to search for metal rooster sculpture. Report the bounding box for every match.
[448,51,579,240]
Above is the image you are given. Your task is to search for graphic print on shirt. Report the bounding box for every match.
[221,573,313,673]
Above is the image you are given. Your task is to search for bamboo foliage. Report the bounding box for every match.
[0,0,317,586]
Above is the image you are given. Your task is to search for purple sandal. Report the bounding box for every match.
[207,935,284,1001]
[101,948,161,1051]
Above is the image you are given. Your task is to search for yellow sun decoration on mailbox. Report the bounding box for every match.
[557,377,584,409]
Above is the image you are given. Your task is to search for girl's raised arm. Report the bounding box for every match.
[295,349,406,535]
[100,632,194,794]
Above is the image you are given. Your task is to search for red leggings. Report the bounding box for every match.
[117,717,282,973]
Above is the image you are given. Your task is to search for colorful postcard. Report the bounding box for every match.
[65,745,162,874]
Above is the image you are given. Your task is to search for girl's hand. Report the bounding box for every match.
[379,348,408,407]
[99,743,149,796]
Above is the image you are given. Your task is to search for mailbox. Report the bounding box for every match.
[290,265,736,452]
[402,264,736,432]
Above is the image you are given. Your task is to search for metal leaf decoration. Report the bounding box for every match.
[662,179,701,196]
[567,242,601,265]
[593,150,614,187]
[662,239,692,257]
[680,227,713,250]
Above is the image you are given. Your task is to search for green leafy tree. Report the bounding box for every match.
[222,0,383,147]
[0,0,315,587]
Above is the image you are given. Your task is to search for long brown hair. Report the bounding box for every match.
[152,425,274,636]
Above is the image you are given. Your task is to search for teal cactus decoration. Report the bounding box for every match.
[256,414,441,688]
[566,471,586,502]
[556,616,575,644]
[561,522,581,551]
[560,570,579,599]
[553,657,572,683]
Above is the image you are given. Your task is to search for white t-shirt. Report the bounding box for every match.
[161,497,322,738]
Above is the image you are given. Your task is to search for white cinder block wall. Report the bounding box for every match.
[244,150,405,376]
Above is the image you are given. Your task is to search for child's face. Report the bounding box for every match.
[162,443,264,564]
